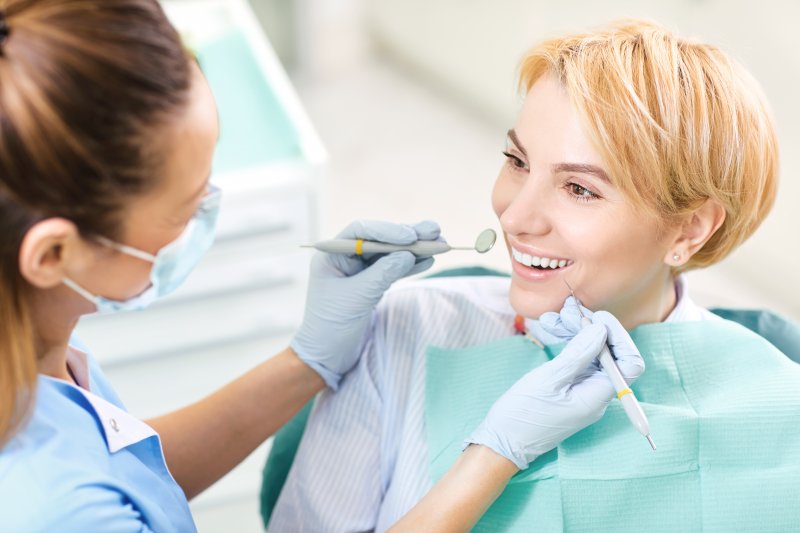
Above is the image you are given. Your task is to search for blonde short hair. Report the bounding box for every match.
[519,20,779,271]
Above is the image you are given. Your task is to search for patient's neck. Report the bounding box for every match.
[609,274,678,331]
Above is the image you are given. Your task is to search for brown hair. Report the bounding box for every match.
[0,0,191,446]
[518,20,779,272]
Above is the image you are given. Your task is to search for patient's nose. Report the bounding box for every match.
[500,179,552,237]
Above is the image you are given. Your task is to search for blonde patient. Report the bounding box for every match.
[499,31,774,325]
[269,20,798,533]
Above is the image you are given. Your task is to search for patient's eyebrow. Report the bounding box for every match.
[506,129,527,157]
[552,163,610,183]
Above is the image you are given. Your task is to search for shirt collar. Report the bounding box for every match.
[43,344,158,453]
[664,274,718,322]
[76,385,158,453]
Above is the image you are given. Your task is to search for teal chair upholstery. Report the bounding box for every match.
[259,269,800,528]
[709,308,800,363]
[259,402,314,527]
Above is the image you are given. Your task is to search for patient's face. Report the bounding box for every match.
[492,75,675,323]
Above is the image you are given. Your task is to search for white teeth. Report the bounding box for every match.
[511,247,572,269]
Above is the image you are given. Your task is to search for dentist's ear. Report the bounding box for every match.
[18,218,83,289]
[665,199,726,266]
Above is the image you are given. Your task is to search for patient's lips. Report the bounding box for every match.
[508,242,574,282]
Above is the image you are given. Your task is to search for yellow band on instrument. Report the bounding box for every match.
[355,239,364,255]
[617,388,633,400]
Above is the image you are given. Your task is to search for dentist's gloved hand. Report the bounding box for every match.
[292,220,440,390]
[538,296,596,340]
[465,303,644,470]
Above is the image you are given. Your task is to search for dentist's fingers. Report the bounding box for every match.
[591,311,645,381]
[539,297,595,339]
[354,251,417,292]
[337,220,419,245]
[412,220,441,241]
[544,324,608,389]
[407,256,435,276]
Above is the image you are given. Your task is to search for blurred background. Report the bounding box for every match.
[78,1,800,531]
[258,0,800,318]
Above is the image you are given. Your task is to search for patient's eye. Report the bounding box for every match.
[566,182,600,202]
[502,151,529,172]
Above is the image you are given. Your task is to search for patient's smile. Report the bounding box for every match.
[511,246,573,269]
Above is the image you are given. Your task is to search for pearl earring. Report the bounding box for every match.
[672,253,681,262]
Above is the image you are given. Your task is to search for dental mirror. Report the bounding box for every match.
[474,228,497,253]
[449,228,497,253]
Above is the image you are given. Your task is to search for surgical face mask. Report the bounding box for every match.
[64,184,221,313]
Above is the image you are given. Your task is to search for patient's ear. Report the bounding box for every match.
[665,198,726,266]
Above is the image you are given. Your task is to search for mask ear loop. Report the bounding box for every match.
[62,277,101,306]
[94,236,156,263]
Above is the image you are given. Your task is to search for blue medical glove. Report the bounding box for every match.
[537,296,593,339]
[465,306,644,470]
[539,297,643,381]
[292,220,440,390]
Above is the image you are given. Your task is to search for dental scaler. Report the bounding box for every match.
[564,280,656,451]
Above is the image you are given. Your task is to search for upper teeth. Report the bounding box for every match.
[512,247,573,269]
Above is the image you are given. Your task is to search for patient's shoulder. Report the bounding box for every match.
[382,275,511,314]
[373,275,514,350]
[389,274,510,303]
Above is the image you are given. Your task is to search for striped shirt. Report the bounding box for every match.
[269,275,715,532]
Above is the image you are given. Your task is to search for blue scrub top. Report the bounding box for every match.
[0,339,196,533]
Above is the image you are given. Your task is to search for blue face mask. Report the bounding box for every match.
[64,184,222,313]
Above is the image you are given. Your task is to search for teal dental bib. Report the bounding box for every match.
[425,319,800,532]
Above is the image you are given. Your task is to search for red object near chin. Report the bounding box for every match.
[514,314,526,334]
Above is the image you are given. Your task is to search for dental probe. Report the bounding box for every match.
[564,280,657,451]
[302,228,497,256]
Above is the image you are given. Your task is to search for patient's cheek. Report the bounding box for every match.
[508,282,563,319]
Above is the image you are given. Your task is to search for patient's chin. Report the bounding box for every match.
[508,282,563,320]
